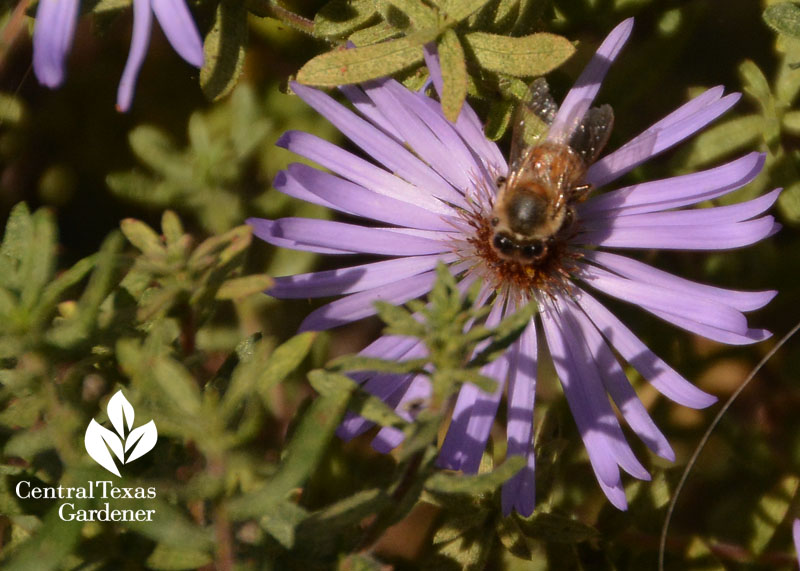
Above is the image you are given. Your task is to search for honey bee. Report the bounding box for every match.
[490,78,614,263]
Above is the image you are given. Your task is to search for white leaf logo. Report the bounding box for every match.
[85,390,157,476]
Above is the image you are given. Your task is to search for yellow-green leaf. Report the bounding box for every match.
[297,37,427,86]
[463,32,575,77]
[438,29,468,122]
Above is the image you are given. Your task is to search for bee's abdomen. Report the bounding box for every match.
[527,143,584,186]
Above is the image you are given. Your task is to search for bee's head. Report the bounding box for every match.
[491,232,548,263]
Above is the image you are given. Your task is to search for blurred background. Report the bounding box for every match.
[1,0,800,569]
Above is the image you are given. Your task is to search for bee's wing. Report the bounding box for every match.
[568,104,614,166]
[508,78,559,174]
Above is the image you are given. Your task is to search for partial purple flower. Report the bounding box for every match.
[31,0,204,112]
[248,18,778,515]
[794,518,800,569]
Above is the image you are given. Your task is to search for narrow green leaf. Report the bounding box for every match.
[228,389,349,518]
[496,515,533,560]
[255,332,316,404]
[328,354,427,375]
[374,301,426,337]
[121,218,166,257]
[438,29,468,122]
[146,544,213,571]
[463,32,575,77]
[764,2,800,38]
[259,499,309,549]
[215,274,274,299]
[152,356,203,418]
[485,99,515,140]
[0,203,33,290]
[749,476,799,555]
[314,0,379,38]
[426,455,524,494]
[20,208,57,310]
[297,37,426,86]
[201,0,248,101]
[438,369,497,393]
[469,299,537,367]
[161,210,184,246]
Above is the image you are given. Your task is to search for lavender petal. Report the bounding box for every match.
[574,291,717,408]
[549,18,634,142]
[501,317,538,516]
[117,0,154,112]
[583,250,776,312]
[269,254,454,299]
[583,188,780,229]
[588,91,740,187]
[566,299,674,460]
[277,131,451,214]
[580,215,777,250]
[299,271,438,331]
[277,164,456,231]
[151,0,204,68]
[579,265,748,334]
[291,82,461,205]
[581,152,766,216]
[249,217,449,256]
[33,0,80,88]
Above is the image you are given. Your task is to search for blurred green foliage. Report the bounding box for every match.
[0,0,798,569]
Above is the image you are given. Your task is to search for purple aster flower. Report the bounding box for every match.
[31,0,204,111]
[248,18,778,515]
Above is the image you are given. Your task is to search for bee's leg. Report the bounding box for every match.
[570,183,593,202]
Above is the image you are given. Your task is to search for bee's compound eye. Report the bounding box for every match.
[520,241,545,260]
[496,176,507,188]
[492,234,515,255]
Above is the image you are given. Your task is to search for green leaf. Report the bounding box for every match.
[469,299,537,367]
[673,115,763,169]
[229,386,350,519]
[259,499,309,549]
[426,455,524,494]
[764,2,800,39]
[485,99,515,140]
[516,511,599,543]
[161,210,184,246]
[0,203,33,290]
[327,354,427,375]
[297,37,427,86]
[152,356,203,418]
[383,0,438,30]
[442,0,492,23]
[3,500,85,571]
[20,208,57,310]
[438,29,469,122]
[749,475,799,555]
[201,0,248,101]
[146,544,213,571]
[348,21,401,46]
[463,32,575,77]
[374,301,426,337]
[437,368,497,393]
[254,332,316,405]
[121,218,166,258]
[215,274,274,299]
[314,0,379,38]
